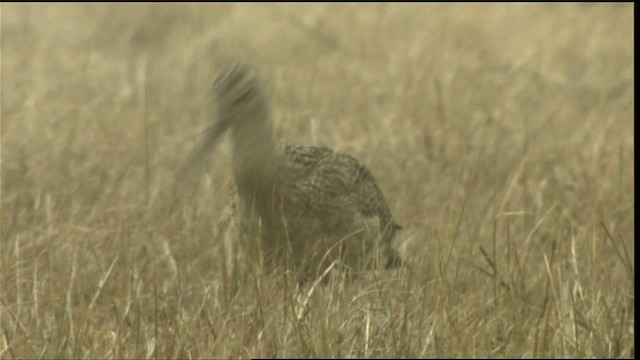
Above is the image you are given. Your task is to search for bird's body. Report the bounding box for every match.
[184,64,401,278]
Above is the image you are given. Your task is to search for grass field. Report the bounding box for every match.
[0,3,634,358]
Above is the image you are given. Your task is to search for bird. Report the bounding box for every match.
[180,64,402,280]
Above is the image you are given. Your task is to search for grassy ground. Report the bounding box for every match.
[0,3,634,358]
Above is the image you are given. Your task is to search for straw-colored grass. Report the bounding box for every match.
[1,3,633,358]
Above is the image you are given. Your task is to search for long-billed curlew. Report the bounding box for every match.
[182,64,402,279]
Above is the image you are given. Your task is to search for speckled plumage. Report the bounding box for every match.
[187,64,401,277]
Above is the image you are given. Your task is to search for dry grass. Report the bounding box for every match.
[0,3,634,358]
